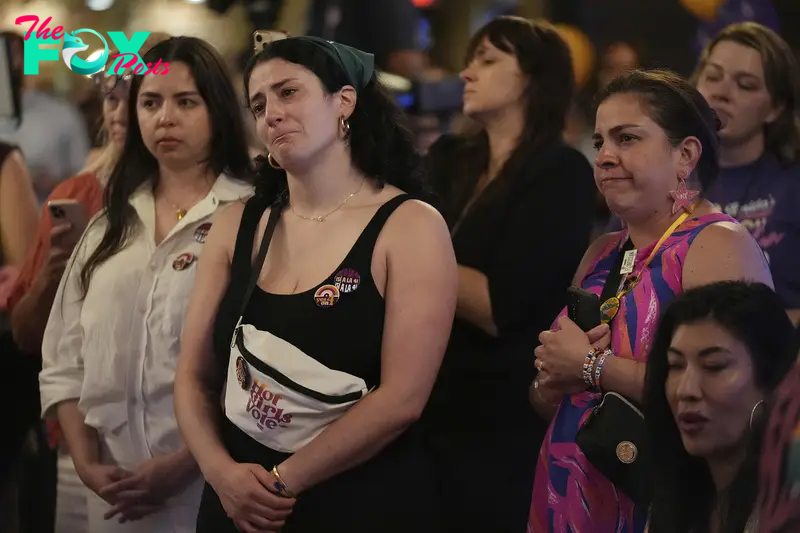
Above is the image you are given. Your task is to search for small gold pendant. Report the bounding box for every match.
[176,209,187,221]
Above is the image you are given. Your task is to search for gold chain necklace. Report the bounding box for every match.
[159,189,211,221]
[289,179,364,222]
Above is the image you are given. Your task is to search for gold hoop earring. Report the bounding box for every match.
[267,153,282,169]
[340,116,351,139]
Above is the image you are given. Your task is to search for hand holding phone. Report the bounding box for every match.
[253,30,289,53]
[47,199,88,251]
[566,286,601,332]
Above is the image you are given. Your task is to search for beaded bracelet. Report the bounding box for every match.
[593,350,612,389]
[582,347,599,386]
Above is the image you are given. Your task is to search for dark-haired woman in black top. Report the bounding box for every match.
[422,16,595,533]
[174,37,457,532]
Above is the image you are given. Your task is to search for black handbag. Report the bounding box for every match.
[576,391,651,507]
[574,239,652,508]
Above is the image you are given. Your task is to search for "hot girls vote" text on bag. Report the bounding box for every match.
[223,200,370,454]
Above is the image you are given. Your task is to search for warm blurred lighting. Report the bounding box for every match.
[87,0,114,10]
[413,0,435,6]
[185,0,206,4]
[1,0,70,32]
[680,0,726,21]
[378,71,412,92]
[128,0,249,57]
[554,23,595,89]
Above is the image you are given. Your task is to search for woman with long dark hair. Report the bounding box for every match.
[39,37,254,533]
[643,281,797,533]
[11,34,169,533]
[528,70,773,533]
[174,36,456,533]
[693,22,800,325]
[423,17,595,532]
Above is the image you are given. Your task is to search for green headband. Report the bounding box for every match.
[289,36,375,92]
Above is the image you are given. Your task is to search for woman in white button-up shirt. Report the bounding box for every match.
[39,37,255,533]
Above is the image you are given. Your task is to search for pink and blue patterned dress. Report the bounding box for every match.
[528,212,737,533]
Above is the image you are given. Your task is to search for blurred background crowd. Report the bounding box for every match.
[0,0,793,192]
[2,0,799,233]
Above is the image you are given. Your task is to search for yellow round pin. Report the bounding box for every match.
[600,296,621,323]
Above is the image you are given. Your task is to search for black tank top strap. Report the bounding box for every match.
[0,142,18,168]
[346,194,412,262]
[230,195,270,280]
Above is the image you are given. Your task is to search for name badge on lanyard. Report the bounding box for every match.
[620,249,637,275]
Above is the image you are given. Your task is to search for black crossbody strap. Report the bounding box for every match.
[599,238,634,305]
[231,201,283,347]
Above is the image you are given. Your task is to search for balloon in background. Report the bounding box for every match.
[680,0,727,21]
[554,23,595,88]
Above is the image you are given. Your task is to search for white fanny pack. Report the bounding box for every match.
[223,201,370,453]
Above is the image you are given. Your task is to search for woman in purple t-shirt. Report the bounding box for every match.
[693,22,800,325]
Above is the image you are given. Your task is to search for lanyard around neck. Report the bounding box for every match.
[599,200,698,323]
[630,205,695,284]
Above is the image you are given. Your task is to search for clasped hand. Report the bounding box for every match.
[79,452,195,523]
[534,316,610,396]
[210,462,295,533]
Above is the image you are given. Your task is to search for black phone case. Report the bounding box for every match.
[567,287,601,332]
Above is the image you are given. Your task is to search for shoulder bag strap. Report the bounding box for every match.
[230,201,284,348]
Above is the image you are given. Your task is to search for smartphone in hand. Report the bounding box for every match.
[566,286,601,332]
[47,199,88,249]
[253,30,289,53]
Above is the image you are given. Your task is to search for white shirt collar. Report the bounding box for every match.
[128,173,254,242]
[130,172,252,211]
[209,173,255,203]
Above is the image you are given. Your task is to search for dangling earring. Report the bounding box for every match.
[669,168,700,214]
[340,116,351,139]
[749,399,765,431]
[267,153,282,169]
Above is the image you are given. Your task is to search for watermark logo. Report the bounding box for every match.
[15,15,169,76]
[62,30,108,75]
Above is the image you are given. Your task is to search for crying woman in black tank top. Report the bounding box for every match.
[174,37,458,533]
